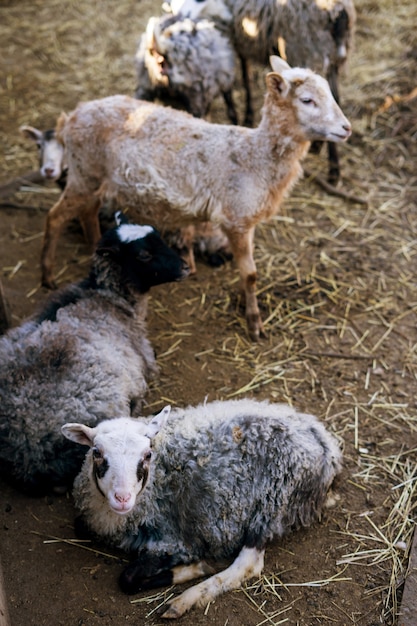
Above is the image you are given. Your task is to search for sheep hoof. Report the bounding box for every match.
[42,276,57,290]
[160,603,184,619]
[247,319,266,342]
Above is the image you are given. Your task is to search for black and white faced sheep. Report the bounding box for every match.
[0,217,189,494]
[62,399,342,618]
[40,57,351,340]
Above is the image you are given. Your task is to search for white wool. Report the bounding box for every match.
[117,224,153,242]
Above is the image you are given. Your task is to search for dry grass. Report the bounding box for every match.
[1,0,417,624]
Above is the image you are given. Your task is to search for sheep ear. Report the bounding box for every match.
[269,55,291,73]
[146,405,171,439]
[114,210,129,226]
[62,423,96,447]
[20,125,42,144]
[266,72,290,98]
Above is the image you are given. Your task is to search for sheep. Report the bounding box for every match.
[135,14,239,124]
[168,0,356,183]
[0,215,189,495]
[62,398,342,618]
[21,123,230,274]
[40,57,351,340]
[20,125,67,189]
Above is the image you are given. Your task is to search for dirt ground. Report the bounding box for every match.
[1,0,417,625]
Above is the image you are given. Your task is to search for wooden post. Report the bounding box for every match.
[0,560,10,626]
[398,525,417,626]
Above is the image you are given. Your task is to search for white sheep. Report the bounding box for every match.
[20,125,67,189]
[168,0,356,182]
[62,398,342,618]
[0,215,188,494]
[40,57,351,340]
[135,14,238,123]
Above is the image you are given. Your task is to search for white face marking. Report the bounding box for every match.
[41,138,65,180]
[117,224,154,243]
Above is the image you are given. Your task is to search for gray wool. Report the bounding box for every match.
[135,14,237,119]
[73,399,342,561]
[0,254,156,492]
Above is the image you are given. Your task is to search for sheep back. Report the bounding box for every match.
[0,293,154,492]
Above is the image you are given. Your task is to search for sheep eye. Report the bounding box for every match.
[92,447,103,460]
[144,451,152,462]
[138,250,152,262]
[301,97,315,105]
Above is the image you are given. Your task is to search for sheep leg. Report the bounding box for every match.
[226,227,265,341]
[326,67,341,184]
[161,546,265,619]
[222,90,238,125]
[120,558,216,595]
[327,141,340,185]
[79,201,102,250]
[240,57,254,127]
[41,193,100,289]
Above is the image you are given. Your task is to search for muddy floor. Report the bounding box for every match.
[1,0,417,625]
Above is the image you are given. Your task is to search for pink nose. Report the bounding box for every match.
[115,492,131,504]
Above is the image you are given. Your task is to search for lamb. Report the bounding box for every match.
[20,124,67,189]
[0,215,188,494]
[40,57,351,340]
[62,398,342,618]
[135,14,238,124]
[168,0,356,183]
[21,124,230,274]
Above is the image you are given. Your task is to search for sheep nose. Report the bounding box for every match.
[181,259,190,278]
[343,123,352,137]
[43,168,55,178]
[115,492,131,503]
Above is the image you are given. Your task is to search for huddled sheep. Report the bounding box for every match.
[40,57,351,339]
[62,398,342,618]
[135,14,238,123]
[168,0,356,182]
[0,215,188,494]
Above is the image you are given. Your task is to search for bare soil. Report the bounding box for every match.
[1,1,417,625]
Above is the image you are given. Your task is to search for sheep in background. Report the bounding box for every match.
[62,398,342,618]
[40,57,351,340]
[0,215,189,494]
[135,14,238,124]
[168,0,356,183]
[20,125,67,189]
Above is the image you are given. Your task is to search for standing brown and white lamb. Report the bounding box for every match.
[41,57,351,340]
[168,0,356,182]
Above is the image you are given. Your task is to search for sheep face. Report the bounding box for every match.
[97,223,190,293]
[20,125,65,182]
[62,408,170,514]
[267,58,351,143]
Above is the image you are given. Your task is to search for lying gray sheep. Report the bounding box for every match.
[62,398,342,618]
[168,0,356,183]
[135,14,238,124]
[40,57,351,340]
[0,215,188,494]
